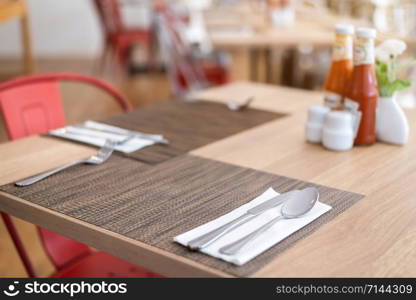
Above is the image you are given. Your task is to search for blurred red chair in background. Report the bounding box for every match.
[155,4,230,99]
[0,73,161,278]
[93,0,156,73]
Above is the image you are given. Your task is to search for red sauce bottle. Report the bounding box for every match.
[324,24,354,109]
[345,27,378,145]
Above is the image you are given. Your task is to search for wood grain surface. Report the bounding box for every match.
[102,100,283,164]
[1,81,416,277]
[0,155,362,277]
[0,136,96,185]
[192,82,416,277]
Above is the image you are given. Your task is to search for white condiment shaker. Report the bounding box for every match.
[305,106,330,143]
[322,111,354,151]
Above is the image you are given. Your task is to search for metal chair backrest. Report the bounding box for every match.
[0,72,131,276]
[0,72,132,140]
[93,0,124,36]
[155,6,208,98]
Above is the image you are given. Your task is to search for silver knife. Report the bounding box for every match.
[50,128,135,145]
[74,124,169,145]
[187,190,297,251]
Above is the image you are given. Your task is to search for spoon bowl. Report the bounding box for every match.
[219,187,319,255]
[281,187,319,218]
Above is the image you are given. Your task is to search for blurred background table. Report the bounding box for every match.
[0,0,33,74]
[205,1,416,86]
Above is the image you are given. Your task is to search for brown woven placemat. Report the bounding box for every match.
[101,100,284,164]
[1,155,363,277]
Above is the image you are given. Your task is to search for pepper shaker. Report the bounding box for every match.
[305,105,330,143]
[322,111,354,151]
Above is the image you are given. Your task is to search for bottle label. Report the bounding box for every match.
[324,92,342,108]
[333,34,353,61]
[344,98,359,112]
[344,98,362,138]
[353,36,375,65]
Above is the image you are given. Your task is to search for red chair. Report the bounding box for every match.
[93,0,155,73]
[0,73,161,278]
[0,73,132,140]
[155,4,230,98]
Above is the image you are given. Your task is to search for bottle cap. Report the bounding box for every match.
[335,24,354,35]
[356,27,377,39]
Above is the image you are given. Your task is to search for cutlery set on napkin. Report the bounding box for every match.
[49,121,168,153]
[14,121,168,186]
[175,187,332,266]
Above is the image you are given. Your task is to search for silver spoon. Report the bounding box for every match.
[227,96,254,111]
[219,187,319,255]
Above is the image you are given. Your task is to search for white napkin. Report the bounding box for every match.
[49,121,158,153]
[174,188,332,266]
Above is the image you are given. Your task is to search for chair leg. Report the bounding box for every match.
[1,213,36,277]
[95,43,111,76]
[146,38,158,72]
[112,44,133,79]
[20,6,35,74]
[112,44,126,78]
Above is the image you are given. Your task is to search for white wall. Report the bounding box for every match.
[0,0,103,58]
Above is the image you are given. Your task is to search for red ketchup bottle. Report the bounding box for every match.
[345,27,378,145]
[324,24,354,110]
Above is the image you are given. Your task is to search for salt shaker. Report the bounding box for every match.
[305,106,330,143]
[322,111,354,151]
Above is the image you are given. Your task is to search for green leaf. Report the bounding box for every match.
[375,60,411,96]
[380,85,393,97]
[376,61,388,73]
[375,62,389,91]
[391,79,411,91]
[380,80,411,97]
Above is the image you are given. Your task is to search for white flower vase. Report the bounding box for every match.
[376,95,409,145]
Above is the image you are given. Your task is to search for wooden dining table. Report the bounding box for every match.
[1,81,416,277]
[206,5,351,83]
[210,18,334,83]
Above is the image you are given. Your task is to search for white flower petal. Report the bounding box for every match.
[378,39,407,56]
[375,47,390,62]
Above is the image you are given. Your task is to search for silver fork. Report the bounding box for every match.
[15,140,116,187]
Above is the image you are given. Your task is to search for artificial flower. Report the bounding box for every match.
[375,39,411,97]
[376,39,407,62]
